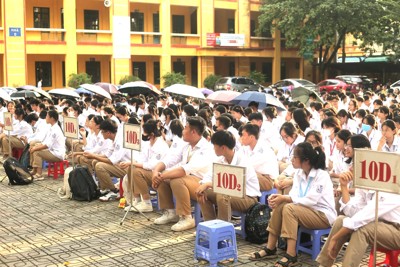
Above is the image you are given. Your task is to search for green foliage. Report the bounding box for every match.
[67,73,92,89]
[203,74,221,89]
[249,71,266,84]
[119,75,141,85]
[162,72,186,87]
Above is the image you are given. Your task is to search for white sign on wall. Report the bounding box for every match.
[113,16,131,59]
[212,163,246,198]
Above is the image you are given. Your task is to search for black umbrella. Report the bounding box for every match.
[10,90,40,98]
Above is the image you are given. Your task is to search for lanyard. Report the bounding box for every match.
[330,142,336,156]
[288,144,294,157]
[299,176,314,198]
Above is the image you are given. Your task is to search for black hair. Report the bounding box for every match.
[25,113,39,124]
[336,129,352,142]
[216,115,232,129]
[280,122,298,138]
[142,114,153,124]
[293,108,310,132]
[168,104,180,118]
[321,116,341,133]
[186,116,206,135]
[116,106,129,116]
[337,109,353,119]
[48,110,59,122]
[378,106,392,120]
[128,115,140,125]
[363,114,376,128]
[295,142,326,170]
[248,112,263,122]
[163,107,177,120]
[231,105,245,116]
[241,123,260,139]
[198,109,212,129]
[305,130,323,146]
[211,130,236,150]
[183,105,197,117]
[381,119,396,131]
[92,115,105,125]
[99,119,118,134]
[244,107,253,118]
[214,105,227,115]
[262,106,277,119]
[72,104,82,115]
[143,119,161,137]
[170,119,184,138]
[345,134,371,164]
[14,108,26,119]
[103,106,115,115]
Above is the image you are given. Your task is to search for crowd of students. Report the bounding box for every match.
[0,86,399,266]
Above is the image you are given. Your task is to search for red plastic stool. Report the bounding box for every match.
[369,247,400,267]
[47,160,69,179]
[119,177,124,199]
[12,148,23,159]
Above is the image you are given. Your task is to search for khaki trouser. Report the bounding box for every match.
[32,149,63,168]
[316,215,400,267]
[131,167,152,196]
[2,136,25,155]
[279,161,290,174]
[200,190,258,221]
[77,157,95,174]
[268,203,330,241]
[257,173,274,191]
[94,162,127,190]
[157,175,200,216]
[275,174,293,195]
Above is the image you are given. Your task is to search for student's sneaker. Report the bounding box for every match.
[99,191,119,202]
[154,210,179,225]
[171,216,195,232]
[100,189,110,196]
[133,202,153,213]
[124,200,139,212]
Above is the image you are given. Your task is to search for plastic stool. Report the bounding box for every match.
[119,177,124,199]
[369,247,400,267]
[296,227,331,260]
[47,160,69,179]
[260,188,277,205]
[231,210,246,239]
[191,199,202,226]
[12,148,23,159]
[195,219,238,267]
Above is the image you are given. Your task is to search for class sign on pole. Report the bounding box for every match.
[3,112,13,131]
[63,117,79,139]
[123,123,141,151]
[212,163,246,198]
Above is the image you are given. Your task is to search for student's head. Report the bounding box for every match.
[231,105,245,120]
[142,119,161,141]
[103,107,115,118]
[170,119,184,138]
[100,119,118,140]
[262,106,277,121]
[378,106,391,121]
[335,129,352,152]
[280,122,299,145]
[248,112,263,128]
[7,101,16,113]
[321,116,341,138]
[25,112,39,126]
[293,108,310,132]
[362,114,376,132]
[292,142,326,170]
[214,105,227,118]
[46,110,59,124]
[305,130,323,148]
[211,130,236,155]
[344,134,371,163]
[14,108,26,120]
[381,119,397,140]
[239,123,260,146]
[116,106,130,122]
[89,115,105,131]
[182,116,206,143]
[215,115,232,131]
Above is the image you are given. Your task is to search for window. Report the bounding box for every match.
[154,62,160,84]
[153,13,160,44]
[262,62,272,82]
[172,15,184,33]
[173,60,185,75]
[62,61,66,86]
[86,61,101,83]
[35,62,52,87]
[34,7,50,28]
[84,10,99,30]
[228,19,235,33]
[133,62,146,81]
[131,11,144,31]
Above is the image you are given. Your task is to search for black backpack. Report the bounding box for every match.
[68,165,99,201]
[19,144,30,168]
[3,157,33,185]
[245,203,271,244]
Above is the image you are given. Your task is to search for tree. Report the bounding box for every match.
[67,73,92,89]
[162,72,186,87]
[119,75,141,85]
[258,0,398,80]
[249,71,266,84]
[203,74,221,89]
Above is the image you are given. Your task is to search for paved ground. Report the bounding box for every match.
[0,167,378,267]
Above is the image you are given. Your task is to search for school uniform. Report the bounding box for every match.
[381,135,400,153]
[362,129,382,151]
[2,119,33,155]
[28,118,50,144]
[342,118,358,134]
[323,136,337,169]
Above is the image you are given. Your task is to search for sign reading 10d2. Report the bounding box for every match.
[212,163,246,199]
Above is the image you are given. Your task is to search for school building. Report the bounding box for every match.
[0,0,316,90]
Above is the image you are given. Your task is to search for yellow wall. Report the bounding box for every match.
[25,0,63,28]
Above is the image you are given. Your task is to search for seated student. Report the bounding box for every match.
[152,117,214,231]
[125,119,169,212]
[196,130,261,221]
[21,110,50,147]
[249,142,336,266]
[214,115,240,150]
[70,114,95,160]
[30,110,66,180]
[239,124,279,191]
[377,119,400,152]
[316,135,400,267]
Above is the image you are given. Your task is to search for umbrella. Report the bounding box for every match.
[291,87,324,106]
[17,85,37,91]
[80,83,111,99]
[75,87,93,95]
[95,82,120,94]
[0,89,11,101]
[119,81,162,95]
[200,88,214,96]
[0,87,17,95]
[34,88,52,99]
[49,88,80,99]
[163,84,205,99]
[11,90,40,98]
[231,91,286,111]
[205,90,241,105]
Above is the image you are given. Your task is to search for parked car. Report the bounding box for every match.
[267,78,318,92]
[390,80,400,91]
[214,77,263,92]
[335,75,374,91]
[317,79,356,93]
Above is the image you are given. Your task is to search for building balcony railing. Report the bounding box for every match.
[26,28,66,42]
[171,33,200,46]
[250,37,274,49]
[76,29,112,44]
[130,31,162,45]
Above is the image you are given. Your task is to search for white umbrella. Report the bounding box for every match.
[0,89,11,101]
[80,84,112,99]
[163,84,205,99]
[206,90,241,105]
[119,81,162,95]
[0,87,17,95]
[34,88,52,99]
[49,88,80,99]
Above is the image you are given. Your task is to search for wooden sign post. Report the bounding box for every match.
[63,117,79,167]
[212,163,246,199]
[354,149,400,267]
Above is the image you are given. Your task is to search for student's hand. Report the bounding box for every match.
[79,127,86,135]
[20,136,27,144]
[152,171,162,189]
[327,236,340,259]
[339,171,353,187]
[195,184,209,204]
[268,194,284,209]
[280,178,293,189]
[119,161,131,169]
[83,152,94,158]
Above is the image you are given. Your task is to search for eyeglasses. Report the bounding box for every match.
[344,144,352,149]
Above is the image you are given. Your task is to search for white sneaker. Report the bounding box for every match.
[133,202,153,213]
[124,200,139,212]
[171,216,195,231]
[154,210,179,225]
[99,191,118,202]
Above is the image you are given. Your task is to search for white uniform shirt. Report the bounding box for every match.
[240,140,279,179]
[138,137,169,170]
[162,137,215,179]
[108,138,133,165]
[10,120,33,139]
[362,129,382,151]
[277,135,305,163]
[342,118,358,134]
[168,135,188,157]
[323,136,337,167]
[290,168,337,225]
[84,131,113,157]
[382,135,400,153]
[43,123,66,160]
[201,150,261,197]
[340,190,400,231]
[332,151,351,175]
[28,118,50,143]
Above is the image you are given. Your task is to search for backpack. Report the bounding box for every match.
[245,203,271,244]
[3,157,33,185]
[19,144,30,168]
[68,165,99,201]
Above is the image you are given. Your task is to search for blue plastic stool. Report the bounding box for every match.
[192,199,202,226]
[260,188,277,204]
[296,227,331,260]
[195,219,238,267]
[231,211,246,239]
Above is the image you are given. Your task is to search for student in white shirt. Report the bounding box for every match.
[103,106,120,127]
[361,114,382,150]
[196,130,261,221]
[250,142,336,265]
[214,115,241,151]
[293,108,312,135]
[321,116,341,170]
[316,135,400,267]
[377,119,400,152]
[336,109,358,134]
[30,110,66,180]
[22,111,50,146]
[0,101,16,144]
